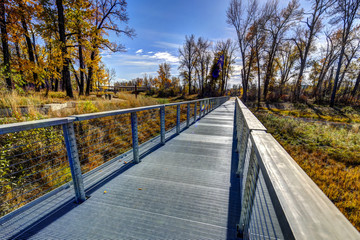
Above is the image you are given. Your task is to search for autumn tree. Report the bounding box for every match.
[157,62,171,90]
[0,0,12,90]
[55,0,73,97]
[86,0,135,96]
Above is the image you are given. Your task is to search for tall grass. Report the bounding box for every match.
[255,112,360,231]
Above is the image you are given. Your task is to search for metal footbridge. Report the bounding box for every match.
[0,97,359,239]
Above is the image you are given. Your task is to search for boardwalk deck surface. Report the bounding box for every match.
[1,100,240,240]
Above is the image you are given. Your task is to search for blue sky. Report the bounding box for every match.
[101,0,310,86]
[101,0,239,85]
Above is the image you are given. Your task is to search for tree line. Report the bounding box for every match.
[0,0,134,97]
[120,35,237,98]
[227,0,360,106]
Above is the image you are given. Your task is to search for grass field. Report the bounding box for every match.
[252,109,360,231]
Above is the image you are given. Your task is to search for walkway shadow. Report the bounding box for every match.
[226,107,241,240]
[8,162,137,240]
[306,103,325,120]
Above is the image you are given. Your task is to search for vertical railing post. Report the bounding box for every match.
[62,121,86,203]
[131,112,140,163]
[160,106,165,145]
[206,100,208,114]
[186,103,190,127]
[238,148,259,238]
[200,100,203,118]
[176,104,180,134]
[194,102,197,122]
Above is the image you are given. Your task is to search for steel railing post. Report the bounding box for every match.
[131,112,140,163]
[186,103,190,127]
[194,102,197,122]
[176,104,180,134]
[238,149,259,237]
[160,106,165,144]
[62,122,86,203]
[206,100,208,114]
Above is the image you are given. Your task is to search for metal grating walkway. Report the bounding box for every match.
[0,100,240,239]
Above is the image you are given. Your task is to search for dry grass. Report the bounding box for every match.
[254,111,360,231]
[0,91,160,124]
[254,103,360,124]
[0,90,196,217]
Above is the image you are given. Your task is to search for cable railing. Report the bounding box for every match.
[0,96,229,223]
[234,97,359,239]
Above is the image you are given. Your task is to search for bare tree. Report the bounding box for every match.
[227,0,258,102]
[292,0,330,100]
[179,34,197,95]
[195,37,211,96]
[312,31,341,101]
[329,0,360,106]
[275,41,298,97]
[262,0,302,100]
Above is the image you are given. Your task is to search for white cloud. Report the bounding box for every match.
[151,52,179,63]
[122,60,159,67]
[153,41,181,49]
[233,64,242,76]
[148,51,154,54]
[135,49,143,54]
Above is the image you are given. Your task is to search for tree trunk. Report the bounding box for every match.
[188,70,191,95]
[263,40,277,100]
[21,18,39,90]
[330,46,345,107]
[256,53,261,109]
[351,71,360,97]
[56,0,73,98]
[86,51,95,96]
[0,0,12,91]
[55,78,59,91]
[294,60,306,101]
[14,42,25,88]
[78,36,84,95]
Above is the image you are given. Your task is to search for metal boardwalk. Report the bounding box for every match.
[1,100,240,240]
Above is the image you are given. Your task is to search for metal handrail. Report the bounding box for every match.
[235,97,359,239]
[0,96,229,223]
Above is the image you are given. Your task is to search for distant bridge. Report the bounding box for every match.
[101,85,148,92]
[0,97,359,239]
